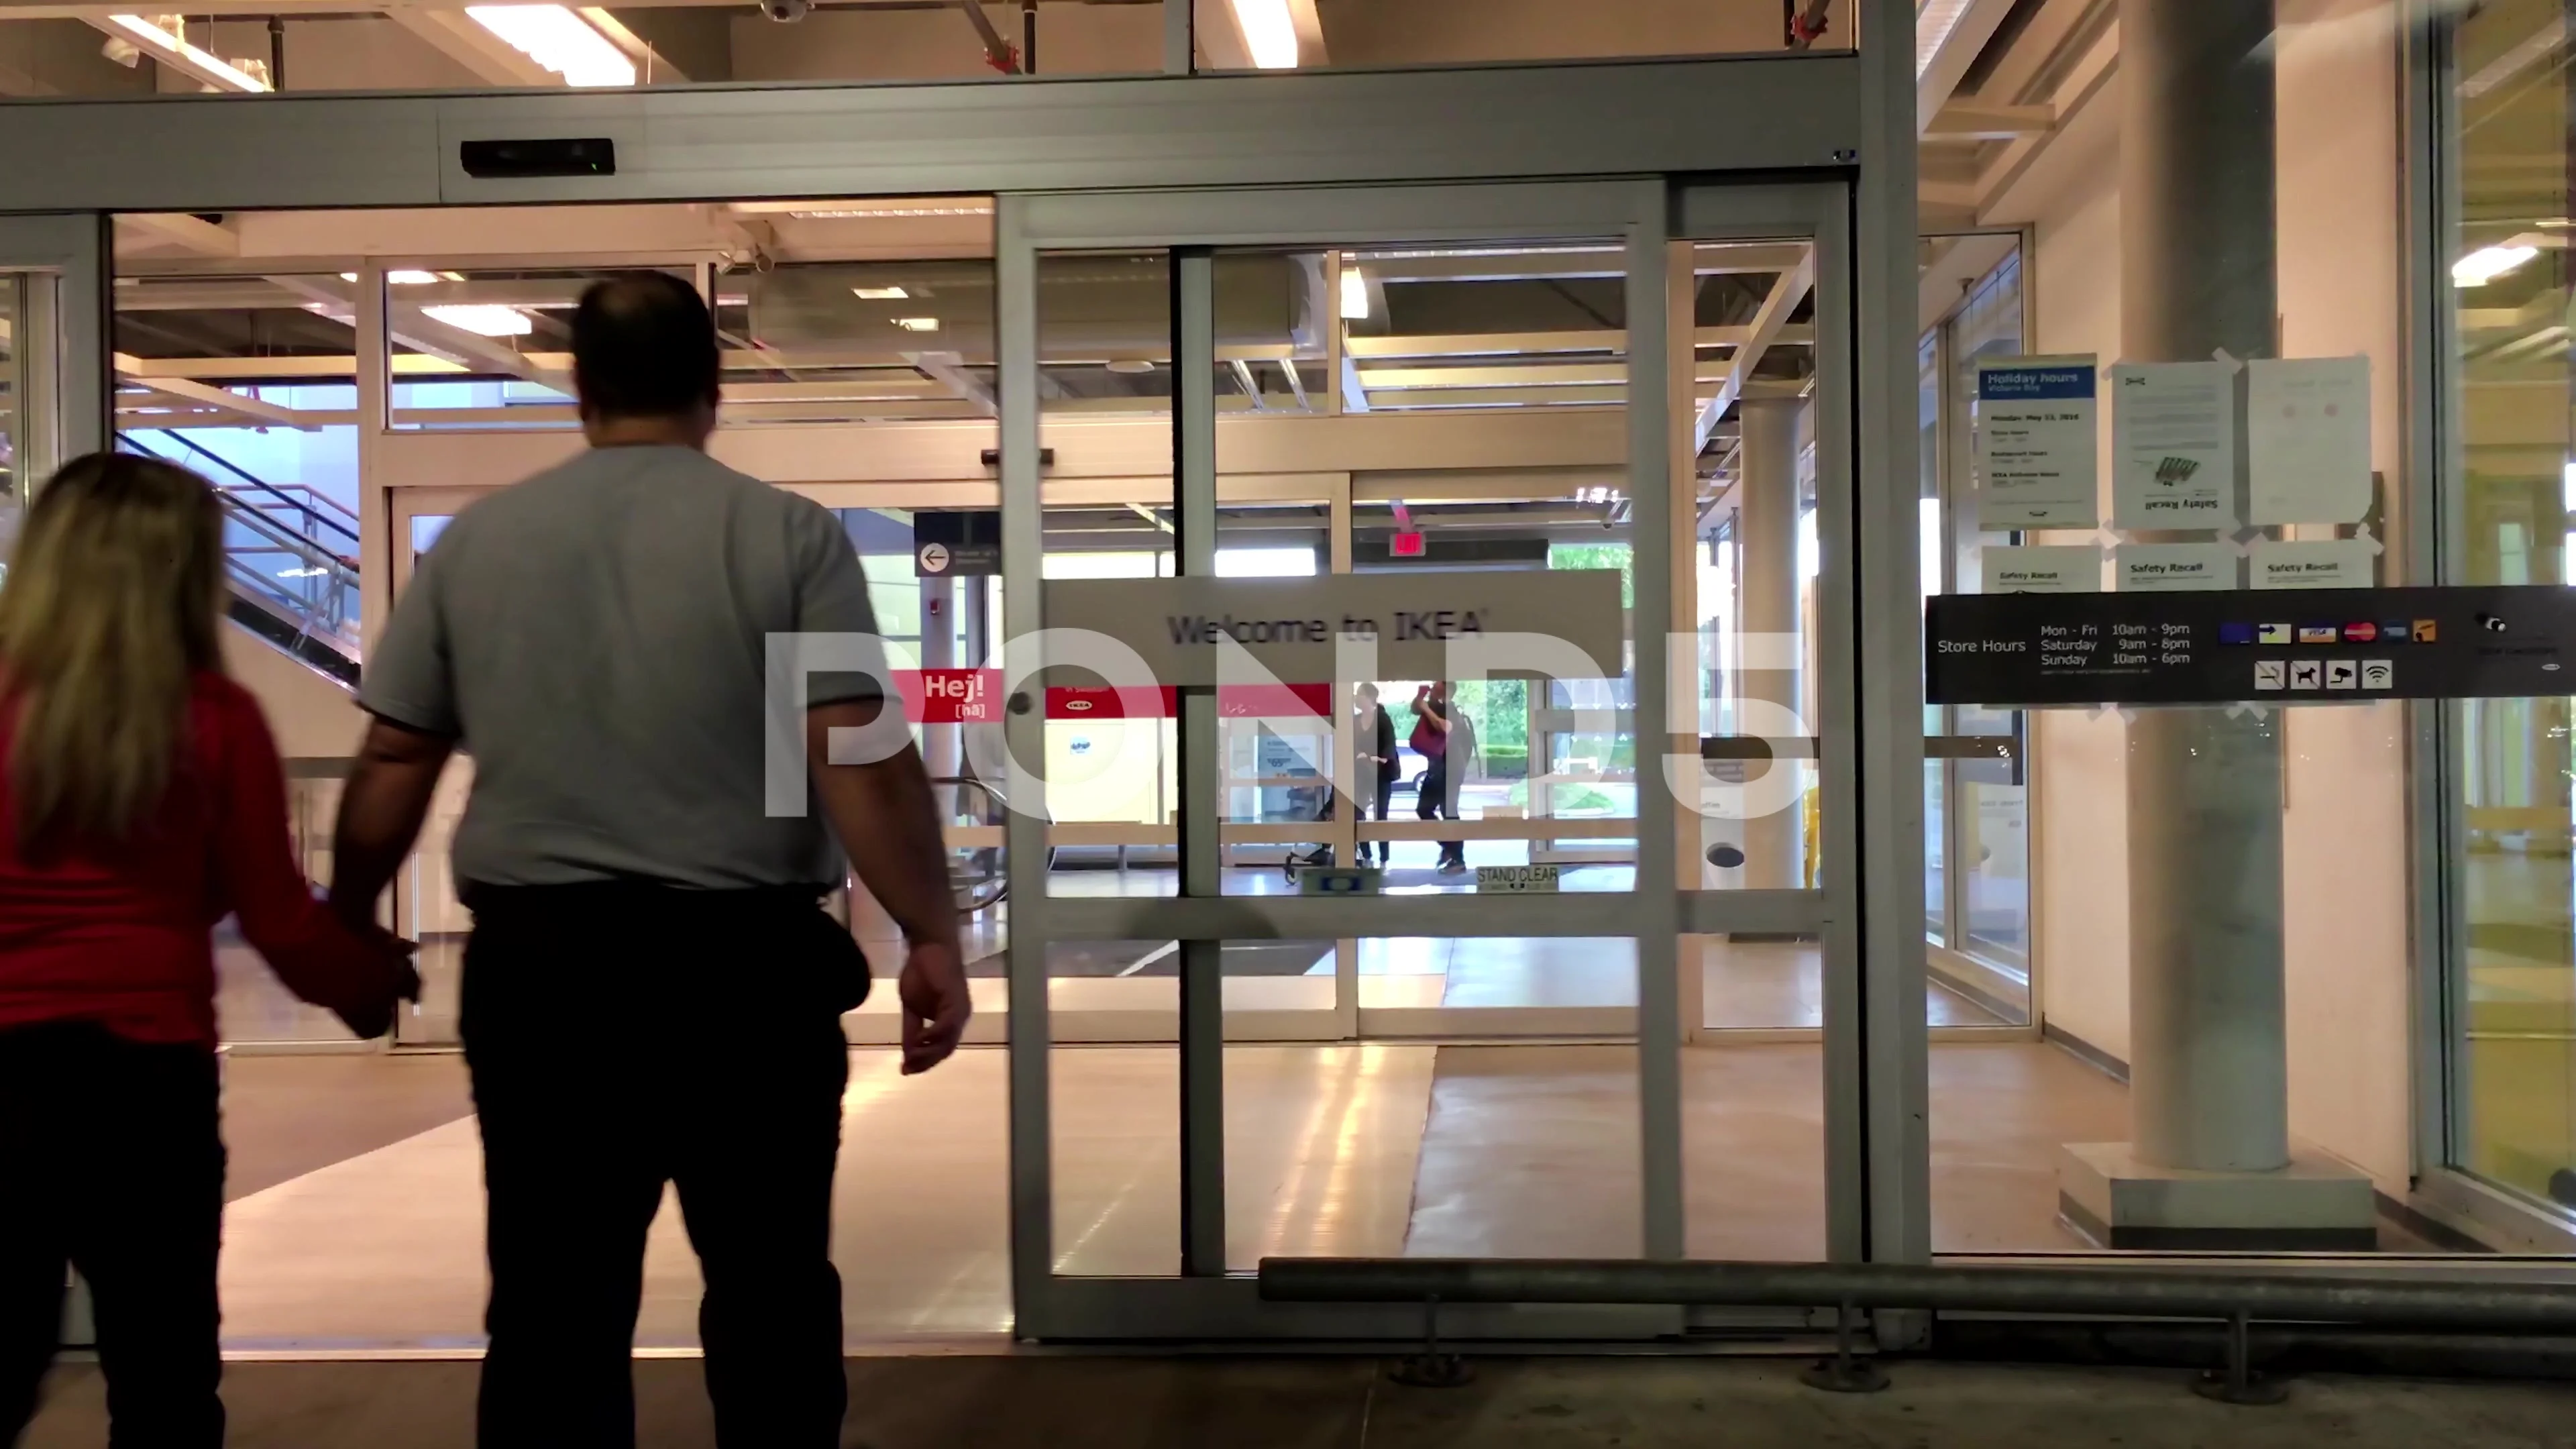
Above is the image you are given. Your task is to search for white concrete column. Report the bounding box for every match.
[2119,0,2288,1175]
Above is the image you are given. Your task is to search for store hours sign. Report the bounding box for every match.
[1927,586,2576,706]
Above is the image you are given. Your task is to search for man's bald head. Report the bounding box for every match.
[572,272,720,423]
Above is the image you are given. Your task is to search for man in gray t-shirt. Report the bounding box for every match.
[328,273,966,1448]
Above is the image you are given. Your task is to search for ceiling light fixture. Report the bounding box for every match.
[341,270,444,285]
[103,15,271,91]
[1339,266,1368,321]
[466,5,636,87]
[2453,244,2540,288]
[780,204,995,220]
[853,286,911,300]
[893,317,941,333]
[422,304,535,337]
[1227,0,1298,68]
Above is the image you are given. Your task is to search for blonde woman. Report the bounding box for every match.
[0,453,414,1446]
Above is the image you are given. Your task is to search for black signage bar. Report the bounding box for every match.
[1926,586,2576,706]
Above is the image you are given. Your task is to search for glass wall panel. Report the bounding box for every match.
[2451,0,2576,1216]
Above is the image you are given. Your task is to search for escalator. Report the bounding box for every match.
[117,433,362,686]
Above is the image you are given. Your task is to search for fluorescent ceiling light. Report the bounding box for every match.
[893,317,941,333]
[423,304,535,337]
[2563,460,2575,516]
[2453,244,2539,288]
[1228,0,1299,68]
[1916,0,1974,79]
[777,204,995,220]
[276,566,328,579]
[105,15,270,91]
[1339,266,1368,321]
[465,5,635,87]
[853,286,911,301]
[341,270,444,285]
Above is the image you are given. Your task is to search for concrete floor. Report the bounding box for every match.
[24,1354,2576,1448]
[182,1037,2159,1352]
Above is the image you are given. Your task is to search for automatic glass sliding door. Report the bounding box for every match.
[999,178,1861,1339]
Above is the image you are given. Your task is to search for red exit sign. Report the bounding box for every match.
[1389,529,1426,558]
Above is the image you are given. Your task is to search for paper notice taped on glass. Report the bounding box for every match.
[2110,360,2237,529]
[1980,543,2101,594]
[2114,541,2237,592]
[2249,536,2375,590]
[1973,355,2098,529]
[2247,356,2371,525]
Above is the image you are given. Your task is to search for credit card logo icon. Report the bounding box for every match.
[2412,620,2438,643]
[2258,623,2292,645]
[2344,622,2379,643]
[2297,625,2339,645]
[2381,623,2412,643]
[2253,661,2286,691]
[2290,660,2323,690]
[2218,622,2256,645]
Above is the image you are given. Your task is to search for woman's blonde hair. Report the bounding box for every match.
[0,452,224,849]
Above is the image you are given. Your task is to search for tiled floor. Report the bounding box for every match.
[201,1034,2156,1352]
[38,1353,2576,1449]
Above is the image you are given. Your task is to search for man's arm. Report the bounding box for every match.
[327,717,458,930]
[806,698,970,1073]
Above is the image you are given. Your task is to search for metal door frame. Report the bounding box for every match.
[998,176,1880,1340]
[0,21,1923,1338]
[0,214,109,480]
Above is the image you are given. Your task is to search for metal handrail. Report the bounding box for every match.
[1257,1257,2576,1330]
[121,431,362,547]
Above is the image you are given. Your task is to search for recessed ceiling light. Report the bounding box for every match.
[894,317,941,332]
[853,286,910,301]
[423,304,534,337]
[1106,359,1157,374]
[2453,244,2540,288]
[1228,0,1298,67]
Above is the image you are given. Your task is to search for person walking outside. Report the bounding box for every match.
[1409,682,1467,874]
[0,454,415,1447]
[1353,683,1397,867]
[327,273,970,1449]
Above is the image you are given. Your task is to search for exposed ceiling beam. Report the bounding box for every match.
[1283,0,1326,64]
[1228,358,1268,411]
[1358,363,1625,389]
[384,7,562,87]
[1924,100,2054,141]
[1338,353,1371,414]
[119,370,321,430]
[1916,0,2019,133]
[578,6,688,83]
[83,15,268,91]
[906,350,996,415]
[117,211,239,258]
[1697,247,1815,449]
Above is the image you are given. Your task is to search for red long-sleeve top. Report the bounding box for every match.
[0,672,400,1048]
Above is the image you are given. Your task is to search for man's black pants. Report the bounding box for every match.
[460,883,857,1449]
[1415,757,1463,867]
[0,1020,225,1449]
